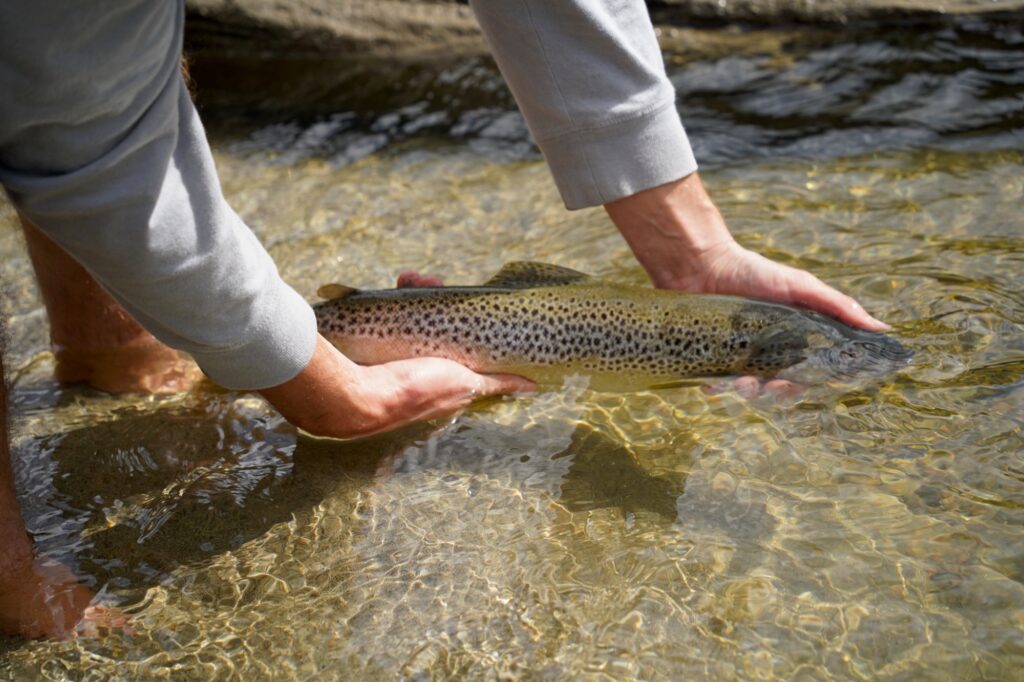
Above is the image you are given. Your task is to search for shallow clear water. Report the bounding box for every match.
[2,14,1024,680]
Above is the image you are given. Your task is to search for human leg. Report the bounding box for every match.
[0,338,130,639]
[0,348,93,638]
[20,217,199,394]
[0,353,32,582]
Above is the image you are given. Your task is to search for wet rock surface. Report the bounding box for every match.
[184,0,1024,119]
[652,0,1024,22]
[3,4,1024,676]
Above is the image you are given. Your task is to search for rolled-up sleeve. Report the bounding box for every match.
[470,0,698,210]
[0,1,317,390]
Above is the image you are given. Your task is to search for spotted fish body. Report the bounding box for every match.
[314,262,912,390]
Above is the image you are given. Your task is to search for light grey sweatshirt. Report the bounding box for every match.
[0,1,698,390]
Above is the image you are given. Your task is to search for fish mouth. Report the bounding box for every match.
[775,334,914,385]
[826,336,915,379]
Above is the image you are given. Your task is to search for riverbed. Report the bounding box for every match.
[2,13,1022,680]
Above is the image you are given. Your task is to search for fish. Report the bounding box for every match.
[313,262,913,390]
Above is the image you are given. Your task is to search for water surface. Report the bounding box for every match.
[2,13,1023,680]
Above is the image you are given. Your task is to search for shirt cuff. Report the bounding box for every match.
[189,277,319,391]
[535,102,699,210]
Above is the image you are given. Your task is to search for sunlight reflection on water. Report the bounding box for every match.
[2,13,1024,680]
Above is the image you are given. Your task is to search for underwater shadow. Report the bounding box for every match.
[28,400,694,603]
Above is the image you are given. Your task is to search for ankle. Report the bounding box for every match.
[54,339,200,395]
[0,512,33,579]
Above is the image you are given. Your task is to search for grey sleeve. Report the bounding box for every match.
[469,0,698,210]
[0,1,317,390]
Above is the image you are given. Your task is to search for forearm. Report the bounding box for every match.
[470,0,697,209]
[0,2,316,390]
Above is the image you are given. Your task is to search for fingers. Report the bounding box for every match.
[349,358,535,439]
[396,271,444,288]
[703,376,804,400]
[733,375,762,400]
[470,373,536,399]
[789,271,890,332]
[762,379,803,398]
[397,359,534,407]
[689,243,892,333]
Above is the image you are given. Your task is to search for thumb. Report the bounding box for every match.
[788,271,891,332]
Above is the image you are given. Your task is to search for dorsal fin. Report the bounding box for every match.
[482,261,591,289]
[317,283,358,300]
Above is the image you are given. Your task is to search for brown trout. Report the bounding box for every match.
[314,262,912,389]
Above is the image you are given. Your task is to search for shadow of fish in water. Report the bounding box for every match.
[554,426,687,522]
[315,261,913,390]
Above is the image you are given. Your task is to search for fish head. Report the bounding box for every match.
[770,318,915,384]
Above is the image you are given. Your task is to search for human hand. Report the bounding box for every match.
[263,270,531,440]
[0,555,128,640]
[260,336,534,440]
[606,172,888,332]
[606,172,889,398]
[659,239,889,332]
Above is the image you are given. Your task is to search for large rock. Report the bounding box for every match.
[184,0,1024,117]
[185,0,484,59]
[185,0,490,116]
[185,0,1023,59]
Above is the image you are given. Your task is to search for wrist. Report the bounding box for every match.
[258,336,390,439]
[605,172,736,289]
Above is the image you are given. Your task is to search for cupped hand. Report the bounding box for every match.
[353,356,535,437]
[260,336,534,441]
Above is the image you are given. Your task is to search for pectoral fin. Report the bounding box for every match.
[317,283,358,300]
[483,261,591,288]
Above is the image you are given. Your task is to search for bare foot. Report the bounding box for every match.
[54,340,201,395]
[21,218,201,394]
[0,555,129,640]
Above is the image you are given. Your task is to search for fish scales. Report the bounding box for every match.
[314,262,913,389]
